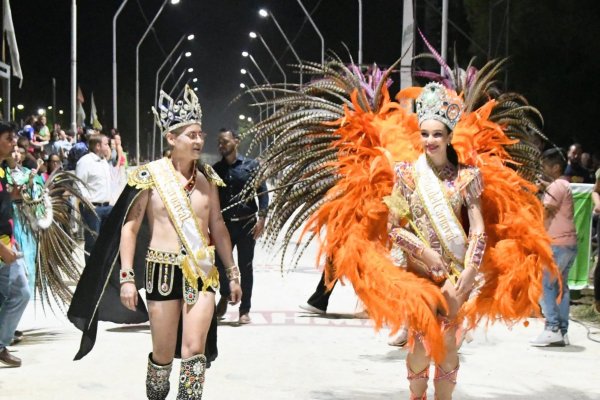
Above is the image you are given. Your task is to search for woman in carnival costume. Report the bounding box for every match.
[240,45,556,398]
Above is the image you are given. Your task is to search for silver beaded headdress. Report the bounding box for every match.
[152,85,202,136]
[415,82,463,131]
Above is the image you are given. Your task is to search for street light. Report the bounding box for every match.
[241,69,269,118]
[239,114,245,120]
[296,0,325,65]
[159,53,186,96]
[38,108,46,115]
[153,33,195,160]
[357,0,363,65]
[192,78,198,83]
[247,117,252,122]
[16,104,24,110]
[185,51,192,57]
[113,0,129,129]
[175,78,192,100]
[59,109,64,115]
[135,0,178,165]
[193,87,198,92]
[249,31,287,89]
[242,51,270,87]
[168,67,194,97]
[258,8,303,85]
[48,106,53,110]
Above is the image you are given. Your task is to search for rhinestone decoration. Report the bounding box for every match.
[152,85,202,137]
[416,82,464,130]
[146,355,172,400]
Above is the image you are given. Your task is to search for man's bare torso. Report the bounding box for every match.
[146,171,213,252]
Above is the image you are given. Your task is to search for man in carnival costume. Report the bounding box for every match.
[239,43,556,399]
[68,85,242,400]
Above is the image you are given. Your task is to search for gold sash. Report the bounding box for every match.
[146,158,218,290]
[413,155,467,264]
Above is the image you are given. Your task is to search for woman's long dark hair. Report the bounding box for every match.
[445,123,459,166]
[447,141,459,166]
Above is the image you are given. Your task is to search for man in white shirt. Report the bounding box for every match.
[76,134,112,261]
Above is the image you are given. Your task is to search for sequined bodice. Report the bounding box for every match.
[391,161,475,268]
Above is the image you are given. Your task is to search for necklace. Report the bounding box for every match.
[183,163,197,197]
[426,155,455,181]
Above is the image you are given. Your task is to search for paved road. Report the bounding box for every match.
[2,241,599,399]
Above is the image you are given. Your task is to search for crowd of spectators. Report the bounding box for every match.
[11,114,128,180]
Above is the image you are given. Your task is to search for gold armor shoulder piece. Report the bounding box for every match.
[127,165,155,190]
[199,163,226,187]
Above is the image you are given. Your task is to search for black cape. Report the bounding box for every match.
[67,183,218,363]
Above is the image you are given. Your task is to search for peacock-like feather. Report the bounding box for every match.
[239,57,394,266]
[16,170,96,313]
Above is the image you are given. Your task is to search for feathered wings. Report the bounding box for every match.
[452,100,555,328]
[304,88,450,361]
[242,58,555,363]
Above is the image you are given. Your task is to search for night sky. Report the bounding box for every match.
[10,1,598,159]
[10,0,407,157]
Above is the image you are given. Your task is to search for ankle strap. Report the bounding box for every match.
[434,364,459,384]
[407,363,430,381]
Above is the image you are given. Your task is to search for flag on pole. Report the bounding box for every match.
[76,86,86,128]
[90,92,102,131]
[2,0,23,87]
[77,86,85,104]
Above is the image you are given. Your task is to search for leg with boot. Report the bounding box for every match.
[147,299,181,400]
[177,291,216,399]
[406,337,430,400]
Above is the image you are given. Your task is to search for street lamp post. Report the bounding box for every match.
[296,0,325,65]
[441,0,448,74]
[157,53,187,155]
[249,32,287,89]
[70,0,77,133]
[241,68,271,148]
[175,78,193,100]
[168,68,193,97]
[242,51,270,87]
[259,9,303,85]
[112,0,129,129]
[135,0,178,165]
[240,82,264,122]
[357,0,363,65]
[241,69,269,115]
[242,51,275,119]
[152,34,194,160]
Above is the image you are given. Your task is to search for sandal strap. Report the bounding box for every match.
[407,363,430,381]
[434,364,459,384]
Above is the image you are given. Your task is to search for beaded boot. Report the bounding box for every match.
[146,353,173,400]
[176,353,207,399]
